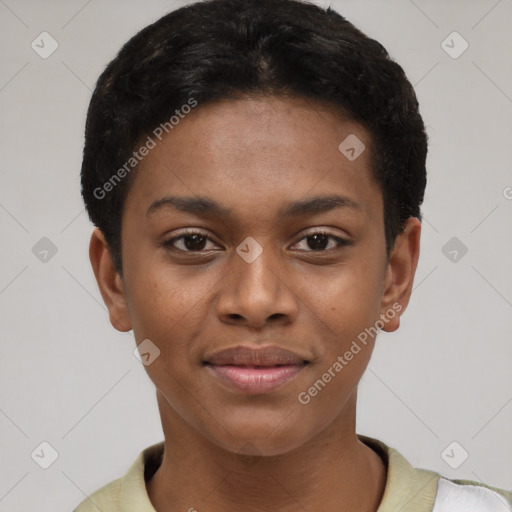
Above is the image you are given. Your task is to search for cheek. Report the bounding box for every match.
[301,263,385,394]
[308,262,384,332]
[125,260,209,339]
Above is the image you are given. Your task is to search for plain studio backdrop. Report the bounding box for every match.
[0,0,511,510]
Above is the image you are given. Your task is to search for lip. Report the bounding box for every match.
[204,345,310,394]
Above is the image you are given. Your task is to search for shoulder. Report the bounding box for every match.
[72,441,164,512]
[73,477,123,511]
[357,434,511,512]
[432,477,512,511]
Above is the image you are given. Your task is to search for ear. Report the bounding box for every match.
[379,217,421,332]
[89,228,132,332]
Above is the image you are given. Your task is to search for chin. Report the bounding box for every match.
[222,434,306,458]
[205,415,315,457]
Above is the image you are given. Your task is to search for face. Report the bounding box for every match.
[90,95,420,456]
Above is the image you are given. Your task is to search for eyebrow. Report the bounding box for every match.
[146,194,361,219]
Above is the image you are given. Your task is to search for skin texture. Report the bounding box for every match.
[89,96,421,512]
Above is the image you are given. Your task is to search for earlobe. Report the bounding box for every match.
[89,228,132,332]
[380,217,421,333]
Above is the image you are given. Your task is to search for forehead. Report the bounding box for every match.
[124,96,382,224]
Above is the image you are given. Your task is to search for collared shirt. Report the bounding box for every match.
[73,435,512,511]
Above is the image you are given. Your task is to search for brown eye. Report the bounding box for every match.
[179,234,208,251]
[292,232,350,252]
[162,231,218,252]
[306,233,330,251]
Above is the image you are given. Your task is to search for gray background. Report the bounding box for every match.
[0,0,511,510]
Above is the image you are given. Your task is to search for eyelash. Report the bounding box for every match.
[161,229,351,254]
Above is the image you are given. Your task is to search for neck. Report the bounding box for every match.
[147,391,386,512]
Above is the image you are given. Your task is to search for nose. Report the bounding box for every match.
[215,240,298,329]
